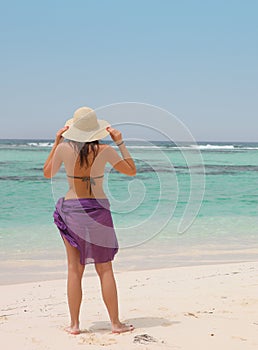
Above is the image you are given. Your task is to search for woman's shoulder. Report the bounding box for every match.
[99,143,112,151]
[97,144,118,159]
[56,141,74,154]
[99,143,119,153]
[99,143,110,147]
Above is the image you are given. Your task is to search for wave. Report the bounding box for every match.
[190,144,235,150]
[125,144,258,151]
[180,144,258,151]
[27,142,54,147]
[122,145,167,150]
[1,140,258,151]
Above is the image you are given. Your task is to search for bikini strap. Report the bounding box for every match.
[67,174,103,180]
[66,175,104,195]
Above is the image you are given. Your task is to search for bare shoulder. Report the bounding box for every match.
[98,144,113,153]
[55,141,74,156]
[99,143,110,149]
[58,141,73,150]
[97,144,118,161]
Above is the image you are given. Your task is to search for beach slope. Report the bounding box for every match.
[1,262,258,349]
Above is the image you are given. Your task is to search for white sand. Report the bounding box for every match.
[1,261,258,349]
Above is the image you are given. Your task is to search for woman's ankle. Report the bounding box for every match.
[111,319,121,327]
[70,321,80,329]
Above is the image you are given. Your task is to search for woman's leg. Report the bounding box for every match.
[63,237,85,334]
[95,261,134,333]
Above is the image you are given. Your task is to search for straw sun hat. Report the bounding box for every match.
[62,107,110,142]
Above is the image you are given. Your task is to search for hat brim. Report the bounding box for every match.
[62,119,110,142]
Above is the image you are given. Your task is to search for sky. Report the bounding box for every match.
[0,0,257,141]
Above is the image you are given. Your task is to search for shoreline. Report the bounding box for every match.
[1,261,258,349]
[1,242,258,285]
[1,257,258,287]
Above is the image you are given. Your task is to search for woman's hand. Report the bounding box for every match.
[55,126,69,143]
[44,126,68,178]
[106,126,136,176]
[106,127,122,144]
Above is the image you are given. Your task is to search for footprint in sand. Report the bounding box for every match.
[0,316,8,323]
[79,333,117,346]
[184,312,198,318]
[231,335,247,341]
[161,321,174,327]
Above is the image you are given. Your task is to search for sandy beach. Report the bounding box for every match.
[1,261,258,349]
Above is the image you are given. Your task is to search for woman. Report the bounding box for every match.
[43,106,136,335]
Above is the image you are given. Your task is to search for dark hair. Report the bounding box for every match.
[71,140,100,168]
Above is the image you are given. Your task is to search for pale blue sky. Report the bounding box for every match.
[0,0,257,141]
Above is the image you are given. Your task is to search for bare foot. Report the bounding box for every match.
[112,322,134,334]
[65,326,80,335]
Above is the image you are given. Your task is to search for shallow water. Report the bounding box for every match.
[0,139,258,283]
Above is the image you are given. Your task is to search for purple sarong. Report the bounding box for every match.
[53,197,119,264]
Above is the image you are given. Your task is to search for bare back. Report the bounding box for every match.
[53,141,135,200]
[59,142,108,199]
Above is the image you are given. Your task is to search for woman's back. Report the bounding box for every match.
[58,142,109,200]
[44,126,136,200]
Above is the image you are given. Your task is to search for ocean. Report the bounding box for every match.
[0,139,258,284]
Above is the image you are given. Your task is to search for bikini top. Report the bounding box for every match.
[67,174,104,195]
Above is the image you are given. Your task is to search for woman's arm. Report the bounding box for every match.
[106,127,136,176]
[43,126,69,178]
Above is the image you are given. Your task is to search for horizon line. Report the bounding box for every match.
[0,138,257,143]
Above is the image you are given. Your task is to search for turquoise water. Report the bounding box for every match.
[0,139,258,283]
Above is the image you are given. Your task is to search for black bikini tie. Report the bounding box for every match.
[67,175,104,195]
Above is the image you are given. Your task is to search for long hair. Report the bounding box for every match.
[70,140,100,168]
